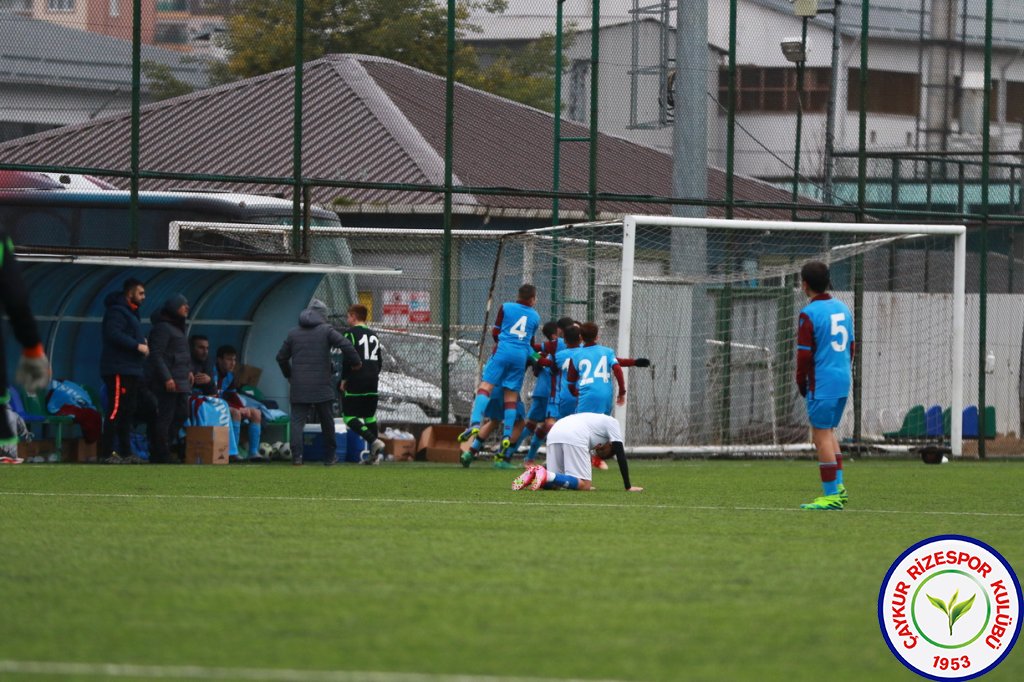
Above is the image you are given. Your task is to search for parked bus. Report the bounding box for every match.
[0,171,341,258]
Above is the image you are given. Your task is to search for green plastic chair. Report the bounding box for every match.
[883,405,927,439]
[17,386,73,460]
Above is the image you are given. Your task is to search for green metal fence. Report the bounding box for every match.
[1,0,1022,452]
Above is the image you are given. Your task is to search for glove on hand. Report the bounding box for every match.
[16,353,51,395]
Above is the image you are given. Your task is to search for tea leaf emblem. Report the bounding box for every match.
[927,589,976,636]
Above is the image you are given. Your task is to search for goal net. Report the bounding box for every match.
[489,216,967,457]
[173,219,966,456]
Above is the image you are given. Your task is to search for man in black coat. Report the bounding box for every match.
[99,278,149,464]
[147,294,193,464]
[276,299,361,466]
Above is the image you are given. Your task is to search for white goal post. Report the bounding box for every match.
[615,215,967,457]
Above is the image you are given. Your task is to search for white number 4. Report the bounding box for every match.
[830,313,849,352]
[509,315,529,340]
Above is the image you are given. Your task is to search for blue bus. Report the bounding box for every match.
[0,172,342,258]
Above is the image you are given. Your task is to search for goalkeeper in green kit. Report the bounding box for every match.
[0,228,51,453]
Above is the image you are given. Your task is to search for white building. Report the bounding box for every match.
[467,0,1024,186]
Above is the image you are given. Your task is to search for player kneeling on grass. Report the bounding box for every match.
[796,261,853,510]
[511,412,642,492]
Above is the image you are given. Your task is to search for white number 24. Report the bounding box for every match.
[830,313,849,352]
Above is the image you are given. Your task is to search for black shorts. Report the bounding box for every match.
[342,393,378,420]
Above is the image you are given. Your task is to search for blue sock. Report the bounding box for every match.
[551,473,580,490]
[469,393,489,427]
[471,437,483,451]
[248,421,262,458]
[820,462,839,496]
[836,468,844,487]
[526,435,544,461]
[230,419,241,456]
[503,408,517,441]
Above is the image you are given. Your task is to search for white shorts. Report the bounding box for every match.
[545,442,592,481]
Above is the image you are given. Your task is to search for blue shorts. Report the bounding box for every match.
[481,353,528,392]
[526,396,549,423]
[484,397,525,422]
[551,397,577,420]
[576,392,613,416]
[806,396,847,429]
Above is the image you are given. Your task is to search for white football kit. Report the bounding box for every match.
[545,412,623,480]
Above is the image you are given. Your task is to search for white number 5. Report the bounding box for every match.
[830,313,849,352]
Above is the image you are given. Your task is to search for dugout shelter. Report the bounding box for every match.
[8,255,398,410]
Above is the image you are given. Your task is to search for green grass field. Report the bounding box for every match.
[0,459,1021,682]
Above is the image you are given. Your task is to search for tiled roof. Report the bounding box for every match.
[0,53,811,220]
[0,14,208,90]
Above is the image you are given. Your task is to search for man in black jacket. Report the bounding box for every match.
[277,299,361,466]
[0,230,50,454]
[99,278,149,463]
[147,294,192,464]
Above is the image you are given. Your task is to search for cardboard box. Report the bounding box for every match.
[17,439,55,460]
[416,425,467,463]
[184,426,230,464]
[381,437,416,461]
[61,438,98,463]
[235,364,262,388]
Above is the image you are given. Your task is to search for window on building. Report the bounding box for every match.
[154,22,189,44]
[0,1,32,12]
[47,0,74,10]
[568,60,589,122]
[720,66,831,113]
[846,70,920,116]
[1006,81,1024,122]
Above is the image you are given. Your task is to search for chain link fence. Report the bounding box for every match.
[1,1,1023,450]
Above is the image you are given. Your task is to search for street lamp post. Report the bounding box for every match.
[822,0,842,214]
[788,0,841,212]
[782,21,810,220]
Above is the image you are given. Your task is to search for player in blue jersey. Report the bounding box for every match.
[518,320,560,466]
[795,261,855,510]
[462,392,528,467]
[459,284,541,467]
[566,322,625,416]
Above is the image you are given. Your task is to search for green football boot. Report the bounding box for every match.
[837,483,848,506]
[457,426,480,444]
[800,494,845,510]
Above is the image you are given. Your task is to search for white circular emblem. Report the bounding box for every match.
[879,535,1021,680]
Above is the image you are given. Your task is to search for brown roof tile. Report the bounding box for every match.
[0,54,813,220]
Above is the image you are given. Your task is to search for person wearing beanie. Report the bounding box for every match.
[0,228,50,458]
[146,294,192,463]
[98,277,149,464]
[276,298,361,466]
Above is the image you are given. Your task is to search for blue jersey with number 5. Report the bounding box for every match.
[493,301,540,359]
[797,295,854,399]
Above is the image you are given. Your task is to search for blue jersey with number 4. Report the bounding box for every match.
[493,301,540,359]
[797,296,854,399]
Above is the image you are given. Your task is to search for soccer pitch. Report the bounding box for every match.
[0,460,1020,682]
